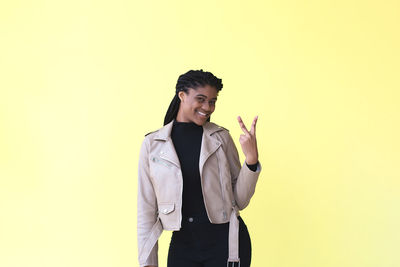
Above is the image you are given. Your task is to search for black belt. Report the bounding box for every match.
[182,214,211,224]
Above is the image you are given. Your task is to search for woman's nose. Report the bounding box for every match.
[202,102,211,111]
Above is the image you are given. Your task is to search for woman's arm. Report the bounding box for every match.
[137,137,159,267]
[222,123,262,210]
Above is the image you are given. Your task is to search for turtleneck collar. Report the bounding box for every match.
[153,119,224,141]
[173,119,203,128]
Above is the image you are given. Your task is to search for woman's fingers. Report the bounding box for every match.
[237,116,250,135]
[238,115,258,136]
[238,125,259,165]
[250,115,258,135]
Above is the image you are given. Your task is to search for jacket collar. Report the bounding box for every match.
[153,119,224,175]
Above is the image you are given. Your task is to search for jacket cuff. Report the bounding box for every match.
[245,161,261,173]
[246,161,259,172]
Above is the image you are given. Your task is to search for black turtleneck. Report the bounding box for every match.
[171,120,258,217]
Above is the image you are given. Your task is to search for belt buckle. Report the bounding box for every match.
[227,259,240,267]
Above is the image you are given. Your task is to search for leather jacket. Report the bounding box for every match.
[137,119,262,267]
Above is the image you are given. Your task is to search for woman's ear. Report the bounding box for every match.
[178,91,185,102]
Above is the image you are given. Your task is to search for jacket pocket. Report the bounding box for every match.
[157,202,177,230]
[158,202,175,215]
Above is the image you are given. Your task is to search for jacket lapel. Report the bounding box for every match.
[199,122,223,177]
[153,120,181,168]
[160,139,181,168]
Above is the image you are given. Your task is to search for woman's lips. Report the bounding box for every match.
[197,111,209,118]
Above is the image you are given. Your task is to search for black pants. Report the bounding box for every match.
[167,214,251,267]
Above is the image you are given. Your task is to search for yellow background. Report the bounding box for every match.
[1,0,399,266]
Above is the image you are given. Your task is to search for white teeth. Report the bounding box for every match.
[198,111,208,117]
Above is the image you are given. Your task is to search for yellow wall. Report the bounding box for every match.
[1,1,399,266]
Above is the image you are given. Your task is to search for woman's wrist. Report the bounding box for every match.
[245,157,258,165]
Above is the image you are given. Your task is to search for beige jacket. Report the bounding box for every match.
[137,119,262,267]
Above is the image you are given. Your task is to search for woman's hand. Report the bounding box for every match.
[237,115,259,165]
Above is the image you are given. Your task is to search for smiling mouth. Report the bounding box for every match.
[197,111,209,118]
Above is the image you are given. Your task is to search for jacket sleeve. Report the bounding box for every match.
[223,130,262,210]
[137,137,158,266]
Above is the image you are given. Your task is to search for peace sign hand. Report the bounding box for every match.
[237,115,259,165]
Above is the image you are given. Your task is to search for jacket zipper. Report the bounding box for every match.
[158,155,179,168]
[199,163,212,223]
[215,148,227,220]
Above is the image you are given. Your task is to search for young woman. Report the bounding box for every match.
[137,69,262,267]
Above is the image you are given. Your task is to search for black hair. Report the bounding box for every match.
[163,69,223,126]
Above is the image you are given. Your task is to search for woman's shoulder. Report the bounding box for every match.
[204,121,234,144]
[205,122,237,152]
[206,121,230,133]
[144,128,162,140]
[142,121,174,143]
[144,129,159,137]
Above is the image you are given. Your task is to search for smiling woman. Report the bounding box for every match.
[137,69,262,267]
[175,85,218,125]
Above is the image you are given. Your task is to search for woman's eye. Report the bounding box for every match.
[209,101,216,106]
[197,98,205,102]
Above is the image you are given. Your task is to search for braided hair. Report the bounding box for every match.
[163,69,223,126]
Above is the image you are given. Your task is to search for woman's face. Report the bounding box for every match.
[176,85,218,126]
